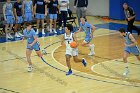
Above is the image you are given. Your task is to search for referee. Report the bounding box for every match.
[74,0,88,26]
[123,3,140,36]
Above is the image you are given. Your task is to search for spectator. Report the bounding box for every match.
[58,0,69,30]
[47,0,58,33]
[34,0,47,35]
[13,0,24,37]
[123,3,140,36]
[22,0,33,28]
[74,0,88,26]
[3,0,14,39]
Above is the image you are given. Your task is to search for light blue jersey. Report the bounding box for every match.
[24,0,33,22]
[24,0,32,13]
[5,3,14,24]
[80,22,93,43]
[124,32,140,56]
[5,3,13,16]
[23,28,40,51]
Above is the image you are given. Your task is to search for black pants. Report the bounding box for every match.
[127,18,140,34]
[59,11,67,27]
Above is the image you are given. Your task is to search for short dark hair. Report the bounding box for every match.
[66,24,73,32]
[119,28,126,33]
[123,3,128,5]
[26,22,32,27]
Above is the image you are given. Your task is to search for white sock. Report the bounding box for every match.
[42,29,44,33]
[124,63,128,69]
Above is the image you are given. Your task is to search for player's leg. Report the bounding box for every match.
[53,14,57,33]
[41,14,45,35]
[123,51,130,76]
[73,56,87,67]
[36,19,40,34]
[82,40,95,56]
[5,23,10,39]
[17,16,23,37]
[26,49,33,72]
[9,24,14,39]
[65,54,72,75]
[49,14,53,33]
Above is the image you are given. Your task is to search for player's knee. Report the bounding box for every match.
[123,56,127,61]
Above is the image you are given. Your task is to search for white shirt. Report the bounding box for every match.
[58,0,69,11]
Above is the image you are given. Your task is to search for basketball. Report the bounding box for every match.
[70,41,77,48]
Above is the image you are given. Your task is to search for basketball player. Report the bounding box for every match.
[22,0,33,27]
[22,22,44,72]
[61,24,87,75]
[3,0,14,39]
[76,17,96,56]
[119,28,140,76]
[13,0,24,37]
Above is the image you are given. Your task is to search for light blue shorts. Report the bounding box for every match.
[24,12,32,22]
[49,14,57,20]
[125,46,140,56]
[27,42,40,51]
[6,15,14,24]
[36,13,45,20]
[16,16,23,24]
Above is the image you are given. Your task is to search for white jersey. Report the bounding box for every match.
[64,33,78,56]
[64,33,74,49]
[58,0,69,11]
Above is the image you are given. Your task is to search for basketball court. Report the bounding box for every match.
[0,15,140,93]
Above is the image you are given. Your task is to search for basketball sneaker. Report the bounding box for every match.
[88,44,95,56]
[82,58,87,67]
[66,70,72,76]
[28,65,33,72]
[123,68,129,76]
[15,32,20,38]
[53,29,57,34]
[18,32,24,37]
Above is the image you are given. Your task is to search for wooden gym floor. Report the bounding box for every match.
[0,16,140,93]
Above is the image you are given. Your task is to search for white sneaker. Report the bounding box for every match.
[88,51,95,56]
[15,32,20,38]
[28,65,33,72]
[123,69,129,76]
[88,44,95,56]
[42,30,45,35]
[53,29,57,33]
[50,29,52,33]
[59,27,62,30]
[9,33,14,39]
[6,34,11,39]
[18,32,24,37]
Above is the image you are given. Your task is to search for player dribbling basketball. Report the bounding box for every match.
[61,24,87,75]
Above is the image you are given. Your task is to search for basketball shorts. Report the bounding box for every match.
[125,46,140,56]
[65,48,78,56]
[27,42,40,51]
